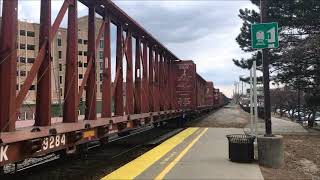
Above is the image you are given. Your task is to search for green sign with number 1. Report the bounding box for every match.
[251,22,279,49]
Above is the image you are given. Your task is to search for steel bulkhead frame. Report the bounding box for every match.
[77,18,105,108]
[0,0,18,132]
[16,0,70,110]
[149,45,154,112]
[141,41,148,113]
[35,0,52,127]
[125,31,134,115]
[114,24,124,116]
[101,14,112,118]
[164,56,169,110]
[134,37,142,114]
[85,4,97,120]
[159,54,164,111]
[154,50,160,112]
[63,0,78,123]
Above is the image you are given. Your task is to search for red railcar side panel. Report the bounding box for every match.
[205,82,214,106]
[195,74,207,107]
[213,88,220,107]
[173,61,196,110]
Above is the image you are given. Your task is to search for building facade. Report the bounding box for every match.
[0,16,107,119]
[15,16,105,105]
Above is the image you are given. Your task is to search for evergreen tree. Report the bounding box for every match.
[234,0,320,126]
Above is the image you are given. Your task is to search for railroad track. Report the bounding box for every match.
[1,126,183,180]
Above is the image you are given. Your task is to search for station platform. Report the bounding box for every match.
[102,127,264,180]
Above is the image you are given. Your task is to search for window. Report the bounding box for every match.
[27,31,35,37]
[59,64,62,71]
[20,44,26,49]
[58,51,62,59]
[78,39,83,44]
[83,40,88,45]
[29,85,35,90]
[99,51,103,60]
[100,84,103,92]
[19,57,26,63]
[79,74,83,79]
[27,44,35,50]
[16,84,19,90]
[27,58,35,63]
[84,51,88,56]
[99,73,103,81]
[57,38,62,47]
[100,62,103,70]
[20,30,26,36]
[84,63,88,67]
[99,40,104,48]
[78,51,83,56]
[59,76,62,84]
[20,71,26,76]
[60,88,63,97]
[78,62,83,67]
[16,71,19,76]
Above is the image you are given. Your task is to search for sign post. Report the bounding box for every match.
[254,0,284,169]
[251,22,279,136]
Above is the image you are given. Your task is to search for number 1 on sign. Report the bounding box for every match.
[267,27,275,43]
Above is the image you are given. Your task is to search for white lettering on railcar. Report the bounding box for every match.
[41,134,66,151]
[0,145,8,162]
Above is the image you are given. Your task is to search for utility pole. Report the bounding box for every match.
[241,80,244,95]
[253,60,258,136]
[260,0,272,136]
[250,68,254,135]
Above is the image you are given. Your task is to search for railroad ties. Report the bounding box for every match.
[0,0,227,170]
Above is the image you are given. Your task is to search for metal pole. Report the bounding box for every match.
[149,46,154,112]
[63,0,78,123]
[114,24,124,116]
[0,0,18,132]
[85,5,97,120]
[101,14,112,118]
[253,60,258,136]
[250,68,254,135]
[142,42,148,112]
[126,31,134,114]
[36,0,52,126]
[242,80,244,95]
[134,37,142,114]
[297,85,301,121]
[260,0,272,136]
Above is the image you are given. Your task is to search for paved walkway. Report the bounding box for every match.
[102,127,264,180]
[244,116,309,135]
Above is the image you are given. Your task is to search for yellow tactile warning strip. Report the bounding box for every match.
[101,127,199,180]
[154,128,208,180]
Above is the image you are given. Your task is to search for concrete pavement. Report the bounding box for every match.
[244,116,309,135]
[102,127,264,180]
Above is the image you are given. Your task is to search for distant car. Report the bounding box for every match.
[315,117,320,126]
[293,112,306,122]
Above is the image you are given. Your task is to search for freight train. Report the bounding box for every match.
[0,1,227,170]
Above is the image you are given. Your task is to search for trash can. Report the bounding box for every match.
[226,134,255,163]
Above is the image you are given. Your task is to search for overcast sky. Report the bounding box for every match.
[16,0,257,97]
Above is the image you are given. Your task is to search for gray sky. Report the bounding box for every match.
[17,0,257,97]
